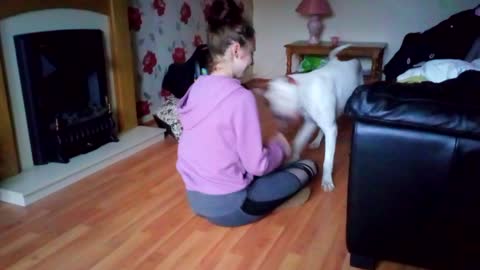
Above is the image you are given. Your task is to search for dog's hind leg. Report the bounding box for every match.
[308,130,324,149]
[291,120,317,161]
[321,124,337,192]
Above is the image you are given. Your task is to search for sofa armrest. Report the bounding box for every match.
[345,71,480,139]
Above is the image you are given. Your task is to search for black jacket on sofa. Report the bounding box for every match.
[384,5,480,81]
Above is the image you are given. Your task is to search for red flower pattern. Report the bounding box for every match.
[142,51,157,74]
[128,7,142,31]
[136,100,151,118]
[172,47,186,63]
[180,2,192,24]
[153,0,166,16]
[160,88,172,97]
[193,35,203,47]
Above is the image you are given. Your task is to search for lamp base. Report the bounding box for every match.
[307,15,323,44]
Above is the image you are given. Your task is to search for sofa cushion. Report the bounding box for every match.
[345,70,480,139]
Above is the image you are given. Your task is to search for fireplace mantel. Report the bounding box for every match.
[0,0,138,179]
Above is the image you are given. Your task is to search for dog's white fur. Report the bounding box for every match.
[264,44,363,191]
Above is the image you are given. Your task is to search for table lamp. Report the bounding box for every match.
[296,0,332,44]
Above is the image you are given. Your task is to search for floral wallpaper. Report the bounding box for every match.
[128,0,207,121]
[128,0,252,121]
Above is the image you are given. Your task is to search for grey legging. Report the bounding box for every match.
[186,160,317,227]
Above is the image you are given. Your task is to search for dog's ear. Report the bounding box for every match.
[286,75,298,85]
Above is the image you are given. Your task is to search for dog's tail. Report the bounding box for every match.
[328,44,352,60]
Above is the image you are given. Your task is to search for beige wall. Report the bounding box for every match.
[252,0,479,78]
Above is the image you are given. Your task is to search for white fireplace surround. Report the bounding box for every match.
[0,8,117,170]
[0,9,165,206]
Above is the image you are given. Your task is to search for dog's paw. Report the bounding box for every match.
[321,180,335,192]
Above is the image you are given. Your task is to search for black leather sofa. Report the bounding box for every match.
[344,70,480,270]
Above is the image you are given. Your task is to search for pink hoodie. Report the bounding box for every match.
[176,75,285,195]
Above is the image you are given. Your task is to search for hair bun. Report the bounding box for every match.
[206,0,244,32]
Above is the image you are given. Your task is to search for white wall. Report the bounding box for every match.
[0,9,115,170]
[253,0,479,77]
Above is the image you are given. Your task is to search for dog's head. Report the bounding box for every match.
[262,75,301,121]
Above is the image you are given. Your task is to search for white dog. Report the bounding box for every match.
[264,44,363,191]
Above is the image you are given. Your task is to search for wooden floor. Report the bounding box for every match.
[0,109,424,269]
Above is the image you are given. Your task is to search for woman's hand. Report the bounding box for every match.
[270,132,291,160]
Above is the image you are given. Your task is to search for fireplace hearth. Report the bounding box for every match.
[14,29,118,165]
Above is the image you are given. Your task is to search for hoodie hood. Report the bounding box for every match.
[177,75,243,130]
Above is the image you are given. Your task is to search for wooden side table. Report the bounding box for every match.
[285,41,387,83]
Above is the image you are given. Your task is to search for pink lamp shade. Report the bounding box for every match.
[296,0,332,16]
[296,0,332,44]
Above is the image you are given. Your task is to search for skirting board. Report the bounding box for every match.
[0,126,165,206]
